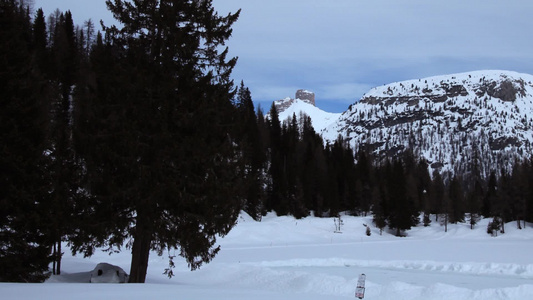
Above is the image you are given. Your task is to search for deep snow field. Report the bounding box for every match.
[3,213,533,300]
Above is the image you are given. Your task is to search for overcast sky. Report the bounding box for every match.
[33,0,533,112]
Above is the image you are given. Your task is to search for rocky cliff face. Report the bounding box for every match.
[274,90,316,113]
[321,70,533,179]
[295,89,315,106]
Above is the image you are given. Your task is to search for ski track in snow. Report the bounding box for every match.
[252,258,533,279]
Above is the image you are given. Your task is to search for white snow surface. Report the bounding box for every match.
[277,98,341,133]
[3,212,533,299]
[360,70,533,98]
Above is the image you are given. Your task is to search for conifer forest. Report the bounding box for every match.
[2,0,533,284]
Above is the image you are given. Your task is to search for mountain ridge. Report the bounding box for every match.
[273,70,533,179]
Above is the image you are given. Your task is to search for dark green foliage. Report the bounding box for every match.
[466,180,483,229]
[525,160,533,225]
[266,103,288,215]
[72,0,242,283]
[0,0,52,282]
[355,150,374,214]
[32,8,48,72]
[432,171,449,229]
[299,115,327,216]
[234,82,266,220]
[372,182,387,234]
[50,10,77,101]
[46,9,86,275]
[423,213,431,227]
[494,169,511,234]
[448,176,465,224]
[483,171,497,217]
[509,162,526,229]
[487,217,502,236]
[386,159,417,236]
[261,108,364,219]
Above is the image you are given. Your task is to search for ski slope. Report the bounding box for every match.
[3,213,533,300]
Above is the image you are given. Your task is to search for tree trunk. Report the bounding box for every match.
[57,240,61,275]
[129,225,152,283]
[52,243,57,275]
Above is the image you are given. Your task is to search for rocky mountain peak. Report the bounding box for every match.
[274,90,316,113]
[295,89,316,106]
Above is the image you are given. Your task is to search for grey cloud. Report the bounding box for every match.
[35,0,533,112]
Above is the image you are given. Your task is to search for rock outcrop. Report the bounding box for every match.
[295,89,315,106]
[274,90,316,113]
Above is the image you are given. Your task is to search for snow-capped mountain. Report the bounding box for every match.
[273,90,341,133]
[278,71,533,179]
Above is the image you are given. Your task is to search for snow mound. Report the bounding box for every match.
[90,263,129,283]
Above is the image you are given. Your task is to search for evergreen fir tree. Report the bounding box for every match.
[372,182,387,235]
[387,159,415,236]
[32,7,48,72]
[416,160,432,227]
[510,162,526,229]
[466,180,482,229]
[0,0,52,282]
[432,170,449,231]
[355,150,374,215]
[484,170,498,218]
[299,116,327,216]
[73,0,242,283]
[234,82,265,220]
[82,19,94,56]
[525,160,533,224]
[266,103,289,215]
[42,8,85,275]
[448,176,465,223]
[496,168,512,234]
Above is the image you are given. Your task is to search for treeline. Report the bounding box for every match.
[3,0,533,285]
[235,83,533,237]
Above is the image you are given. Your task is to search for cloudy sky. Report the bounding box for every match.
[34,0,533,112]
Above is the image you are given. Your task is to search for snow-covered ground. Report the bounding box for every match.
[3,213,533,299]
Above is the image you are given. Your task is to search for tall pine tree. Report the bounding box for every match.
[234,82,265,220]
[46,9,85,276]
[73,0,242,283]
[0,0,52,282]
